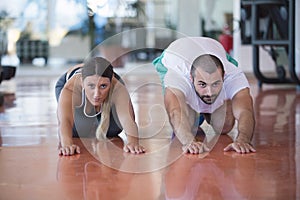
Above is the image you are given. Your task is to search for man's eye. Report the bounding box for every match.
[212,82,221,87]
[198,83,206,88]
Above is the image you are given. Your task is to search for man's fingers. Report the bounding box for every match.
[224,142,256,154]
[188,144,198,154]
[64,147,70,155]
[246,143,256,152]
[125,145,136,154]
[123,144,146,154]
[69,145,80,155]
[183,142,208,154]
[135,146,145,153]
[223,144,232,152]
[134,146,142,154]
[69,146,75,155]
[75,145,81,154]
[182,145,189,153]
[203,144,210,152]
[133,145,145,154]
[123,145,130,153]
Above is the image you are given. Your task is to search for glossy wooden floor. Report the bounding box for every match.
[0,63,299,200]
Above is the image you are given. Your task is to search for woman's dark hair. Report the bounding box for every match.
[82,57,114,80]
[191,54,224,77]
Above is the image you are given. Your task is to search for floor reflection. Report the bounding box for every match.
[56,138,166,200]
[254,88,299,145]
[253,88,300,199]
[1,69,300,199]
[164,155,244,199]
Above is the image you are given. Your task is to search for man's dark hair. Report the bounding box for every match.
[191,54,224,77]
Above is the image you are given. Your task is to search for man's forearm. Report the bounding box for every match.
[236,111,255,143]
[169,109,195,145]
[164,88,197,146]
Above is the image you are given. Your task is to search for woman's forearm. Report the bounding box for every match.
[58,121,74,146]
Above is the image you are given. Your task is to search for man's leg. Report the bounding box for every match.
[203,100,235,134]
[221,100,235,134]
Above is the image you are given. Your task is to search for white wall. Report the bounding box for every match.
[200,0,234,31]
[233,0,284,73]
[177,0,201,36]
[49,34,90,62]
[296,0,300,77]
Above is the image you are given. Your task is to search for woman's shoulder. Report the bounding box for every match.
[60,74,82,106]
[111,76,127,99]
[63,73,82,96]
[65,63,83,80]
[111,76,123,91]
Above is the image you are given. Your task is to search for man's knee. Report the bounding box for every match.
[203,113,234,134]
[221,120,235,134]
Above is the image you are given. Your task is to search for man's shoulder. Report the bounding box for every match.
[166,36,225,60]
[169,37,210,47]
[164,37,210,63]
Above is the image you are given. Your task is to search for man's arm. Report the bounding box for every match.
[164,87,209,153]
[224,88,256,153]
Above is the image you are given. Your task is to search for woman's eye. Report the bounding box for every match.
[100,84,107,89]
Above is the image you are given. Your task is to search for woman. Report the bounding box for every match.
[55,57,145,156]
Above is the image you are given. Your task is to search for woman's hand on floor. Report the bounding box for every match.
[58,144,81,156]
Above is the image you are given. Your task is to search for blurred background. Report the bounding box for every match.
[0,0,299,82]
[0,0,235,67]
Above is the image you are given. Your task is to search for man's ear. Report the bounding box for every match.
[190,73,194,83]
[217,67,225,80]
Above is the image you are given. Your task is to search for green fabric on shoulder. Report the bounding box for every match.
[226,53,238,67]
[152,51,168,94]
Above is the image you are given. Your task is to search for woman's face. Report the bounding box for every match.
[83,75,111,107]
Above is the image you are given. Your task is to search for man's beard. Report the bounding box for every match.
[196,92,218,105]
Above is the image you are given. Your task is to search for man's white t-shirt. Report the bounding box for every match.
[160,37,250,113]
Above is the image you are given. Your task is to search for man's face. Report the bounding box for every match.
[191,67,224,104]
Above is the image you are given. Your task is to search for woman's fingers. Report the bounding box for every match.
[58,145,81,156]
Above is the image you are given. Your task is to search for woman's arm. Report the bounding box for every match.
[112,80,145,154]
[57,83,80,156]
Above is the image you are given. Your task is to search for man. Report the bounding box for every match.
[153,37,256,154]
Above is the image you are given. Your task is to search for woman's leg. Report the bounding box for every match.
[55,73,67,102]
